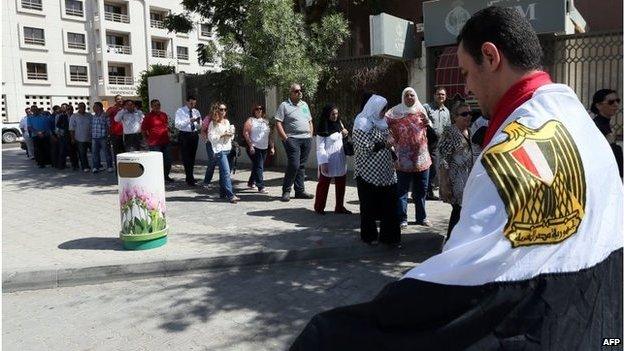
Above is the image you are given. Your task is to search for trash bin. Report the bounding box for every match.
[117,151,168,250]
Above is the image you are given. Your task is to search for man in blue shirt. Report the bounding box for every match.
[27,105,53,168]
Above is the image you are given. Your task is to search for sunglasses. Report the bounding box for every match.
[292,89,302,93]
[458,111,471,117]
[605,99,621,105]
[219,107,227,111]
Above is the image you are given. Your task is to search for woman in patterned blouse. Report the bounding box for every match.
[438,101,475,241]
[385,87,432,228]
[353,94,401,247]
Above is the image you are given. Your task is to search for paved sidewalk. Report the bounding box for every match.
[2,148,451,291]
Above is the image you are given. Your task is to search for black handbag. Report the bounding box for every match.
[340,121,354,156]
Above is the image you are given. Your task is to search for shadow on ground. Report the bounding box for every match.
[58,237,125,251]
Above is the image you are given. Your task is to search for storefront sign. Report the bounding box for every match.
[423,0,567,47]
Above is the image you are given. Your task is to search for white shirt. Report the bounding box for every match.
[316,132,347,177]
[19,116,30,137]
[114,109,144,134]
[174,106,201,132]
[248,117,270,149]
[207,119,233,153]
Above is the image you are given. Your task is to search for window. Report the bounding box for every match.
[21,0,42,10]
[106,34,131,54]
[108,66,126,76]
[151,41,168,58]
[150,12,166,28]
[26,63,47,80]
[24,27,45,46]
[177,46,189,60]
[67,32,86,50]
[104,4,129,23]
[108,66,132,85]
[69,65,88,82]
[65,0,83,16]
[200,24,212,37]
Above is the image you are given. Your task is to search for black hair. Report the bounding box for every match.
[590,89,617,114]
[187,95,197,101]
[77,102,86,107]
[150,99,160,105]
[435,87,447,94]
[457,6,543,71]
[123,99,134,105]
[114,94,123,99]
[94,102,104,109]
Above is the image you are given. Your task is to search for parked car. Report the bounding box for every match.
[2,122,24,143]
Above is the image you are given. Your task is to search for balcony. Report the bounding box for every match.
[150,19,165,29]
[107,44,131,55]
[27,72,47,80]
[104,12,129,24]
[66,8,83,17]
[152,49,171,58]
[68,42,86,50]
[22,0,42,10]
[70,73,88,82]
[24,37,45,46]
[108,76,133,85]
[177,53,189,60]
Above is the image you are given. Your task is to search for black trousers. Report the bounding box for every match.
[356,177,401,244]
[33,134,51,167]
[447,204,462,240]
[123,133,144,152]
[179,131,199,183]
[111,134,125,163]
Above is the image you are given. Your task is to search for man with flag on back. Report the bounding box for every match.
[290,6,623,350]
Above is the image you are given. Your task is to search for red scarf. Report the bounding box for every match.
[483,71,552,147]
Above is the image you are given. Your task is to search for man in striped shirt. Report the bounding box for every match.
[91,102,113,173]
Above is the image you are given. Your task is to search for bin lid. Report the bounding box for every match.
[117,151,162,162]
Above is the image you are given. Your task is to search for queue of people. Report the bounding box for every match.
[17,84,622,243]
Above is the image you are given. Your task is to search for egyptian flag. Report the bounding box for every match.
[291,74,623,350]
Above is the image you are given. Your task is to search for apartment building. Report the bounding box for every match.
[2,0,220,122]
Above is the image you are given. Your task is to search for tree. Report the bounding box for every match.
[165,0,350,97]
[136,64,176,109]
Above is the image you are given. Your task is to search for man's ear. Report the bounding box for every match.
[481,42,501,72]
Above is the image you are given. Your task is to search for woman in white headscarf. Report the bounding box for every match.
[385,87,432,228]
[353,93,401,247]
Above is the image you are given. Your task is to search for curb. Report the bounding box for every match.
[3,233,444,293]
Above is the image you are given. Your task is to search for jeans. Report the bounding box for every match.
[149,144,172,178]
[77,141,90,170]
[214,151,235,199]
[110,134,125,164]
[396,169,429,223]
[248,148,268,190]
[92,137,113,169]
[203,142,216,184]
[282,137,312,194]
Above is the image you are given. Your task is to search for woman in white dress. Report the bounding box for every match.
[314,104,351,214]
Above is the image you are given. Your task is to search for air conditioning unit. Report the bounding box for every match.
[369,13,417,60]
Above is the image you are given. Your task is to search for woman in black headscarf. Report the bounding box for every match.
[591,89,622,178]
[314,104,351,214]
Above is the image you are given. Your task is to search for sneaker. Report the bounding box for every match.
[92,168,98,174]
[247,182,255,189]
[315,209,326,215]
[426,194,440,201]
[229,195,240,204]
[400,221,408,229]
[335,208,353,214]
[258,188,269,194]
[83,168,90,173]
[294,192,314,199]
[107,167,114,173]
[416,219,431,227]
[165,177,175,183]
[281,192,291,202]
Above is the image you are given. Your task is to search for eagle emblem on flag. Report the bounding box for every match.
[482,120,586,248]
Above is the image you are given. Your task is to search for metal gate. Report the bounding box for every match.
[541,30,623,138]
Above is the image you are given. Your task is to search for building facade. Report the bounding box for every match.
[2,0,220,122]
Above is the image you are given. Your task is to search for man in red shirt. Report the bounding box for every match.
[142,99,173,182]
[107,94,125,163]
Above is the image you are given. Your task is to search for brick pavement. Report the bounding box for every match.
[2,147,451,290]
